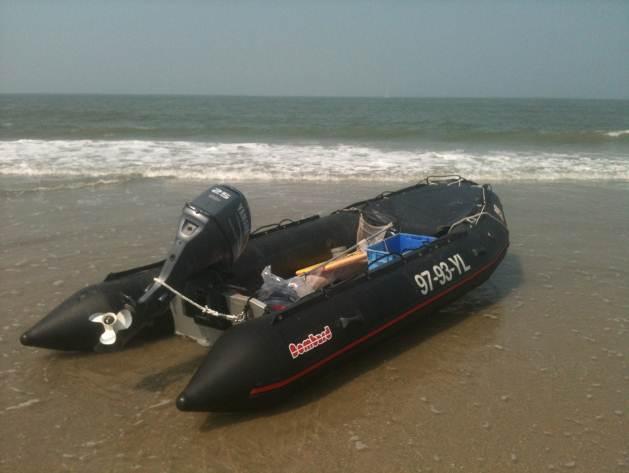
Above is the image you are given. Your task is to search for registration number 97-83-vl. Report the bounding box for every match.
[413,254,471,295]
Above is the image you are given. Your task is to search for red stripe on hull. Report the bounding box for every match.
[250,244,508,397]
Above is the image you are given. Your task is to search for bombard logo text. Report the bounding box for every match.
[288,326,333,359]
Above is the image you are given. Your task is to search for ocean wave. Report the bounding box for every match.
[4,125,629,145]
[0,139,628,184]
[604,129,629,138]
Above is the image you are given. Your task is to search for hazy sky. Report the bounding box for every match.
[1,0,627,98]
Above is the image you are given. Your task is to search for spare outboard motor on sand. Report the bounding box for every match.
[20,184,251,352]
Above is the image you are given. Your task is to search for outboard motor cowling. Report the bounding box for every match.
[95,184,251,349]
[141,184,251,303]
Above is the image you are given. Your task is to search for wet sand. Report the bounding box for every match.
[1,179,628,472]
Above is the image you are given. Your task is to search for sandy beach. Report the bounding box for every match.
[3,0,628,468]
[1,178,627,472]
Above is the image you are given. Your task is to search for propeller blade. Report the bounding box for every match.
[89,310,133,347]
[115,309,133,330]
[99,327,117,345]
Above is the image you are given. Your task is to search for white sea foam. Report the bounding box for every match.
[5,398,40,411]
[0,139,627,183]
[604,129,629,138]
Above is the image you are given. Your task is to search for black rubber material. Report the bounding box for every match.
[21,179,509,412]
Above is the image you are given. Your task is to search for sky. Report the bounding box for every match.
[0,0,628,99]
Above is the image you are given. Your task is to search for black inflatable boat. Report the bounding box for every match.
[21,176,509,412]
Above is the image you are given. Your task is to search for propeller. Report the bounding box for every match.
[89,309,133,346]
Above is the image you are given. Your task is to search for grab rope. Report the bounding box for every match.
[448,185,506,233]
[151,278,248,324]
[425,175,465,186]
[251,218,295,235]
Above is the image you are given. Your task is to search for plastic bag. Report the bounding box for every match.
[256,266,322,310]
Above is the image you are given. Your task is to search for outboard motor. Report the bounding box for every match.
[138,184,251,310]
[92,184,251,349]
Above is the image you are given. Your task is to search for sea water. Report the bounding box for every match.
[2,96,629,471]
[1,95,628,188]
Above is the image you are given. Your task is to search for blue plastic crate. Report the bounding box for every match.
[367,233,436,270]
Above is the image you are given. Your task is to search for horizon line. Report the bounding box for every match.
[0,92,627,101]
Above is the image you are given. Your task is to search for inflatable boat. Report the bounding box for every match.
[21,176,509,412]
